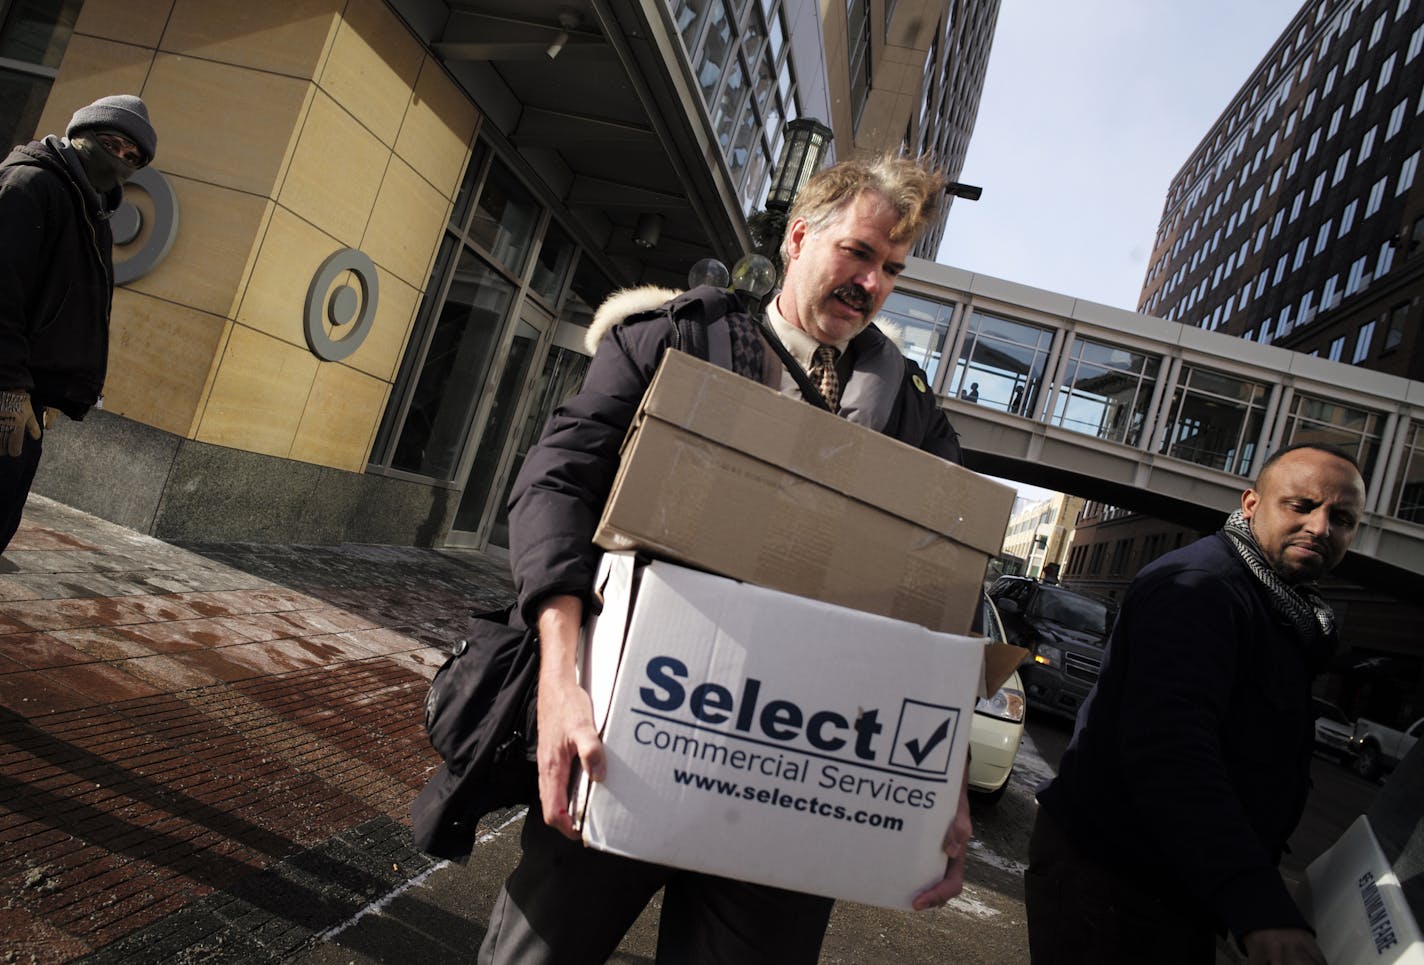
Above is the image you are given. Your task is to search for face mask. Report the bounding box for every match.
[68,134,138,193]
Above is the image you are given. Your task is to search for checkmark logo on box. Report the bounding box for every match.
[889,700,960,773]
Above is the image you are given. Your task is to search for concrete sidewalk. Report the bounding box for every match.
[1,495,519,964]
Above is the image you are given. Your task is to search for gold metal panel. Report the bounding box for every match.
[104,290,227,437]
[235,206,339,348]
[143,52,311,197]
[279,90,388,246]
[34,36,154,140]
[161,0,341,79]
[394,56,477,199]
[363,154,451,288]
[196,326,319,456]
[320,0,424,146]
[121,175,268,319]
[74,0,174,50]
[289,363,390,471]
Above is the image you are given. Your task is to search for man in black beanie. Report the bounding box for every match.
[0,93,157,551]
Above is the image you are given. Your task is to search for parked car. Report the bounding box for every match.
[968,594,1026,804]
[1350,715,1424,780]
[987,576,1115,722]
[1311,697,1355,761]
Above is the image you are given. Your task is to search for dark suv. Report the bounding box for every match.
[988,576,1116,721]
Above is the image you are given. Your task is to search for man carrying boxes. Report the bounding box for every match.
[480,156,993,964]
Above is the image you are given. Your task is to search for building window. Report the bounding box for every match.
[1322,273,1341,309]
[954,311,1056,418]
[1282,392,1384,478]
[1299,289,1315,326]
[879,290,956,385]
[1389,421,1424,523]
[1378,239,1396,276]
[372,148,611,498]
[1398,151,1420,194]
[847,0,872,130]
[1379,53,1397,91]
[0,0,82,153]
[1384,301,1411,351]
[1327,106,1343,139]
[1160,364,1269,476]
[1328,336,1346,361]
[1334,149,1352,185]
[1353,320,1376,363]
[1052,337,1161,446]
[1360,125,1377,162]
[1109,539,1133,576]
[1387,98,1409,139]
[1346,255,1370,294]
[1352,81,1369,116]
[1367,176,1389,215]
[1316,219,1333,254]
[1346,40,1361,72]
[1408,23,1424,61]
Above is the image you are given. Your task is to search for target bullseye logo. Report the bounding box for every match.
[304,248,380,361]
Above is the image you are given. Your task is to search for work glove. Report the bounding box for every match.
[0,390,41,458]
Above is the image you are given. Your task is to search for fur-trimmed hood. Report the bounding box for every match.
[584,285,905,353]
[585,286,679,353]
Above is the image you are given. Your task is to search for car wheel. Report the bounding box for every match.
[1354,743,1383,781]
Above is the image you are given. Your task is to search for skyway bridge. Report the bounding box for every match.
[894,259,1424,594]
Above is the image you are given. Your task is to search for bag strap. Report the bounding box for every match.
[755,314,833,412]
[667,288,831,413]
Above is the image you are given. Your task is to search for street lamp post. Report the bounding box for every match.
[764,117,835,212]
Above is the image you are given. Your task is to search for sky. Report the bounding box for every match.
[937,0,1305,503]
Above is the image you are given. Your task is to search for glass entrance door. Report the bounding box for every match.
[446,307,551,549]
[445,313,593,552]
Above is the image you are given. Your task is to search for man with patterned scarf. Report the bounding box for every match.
[1025,443,1365,965]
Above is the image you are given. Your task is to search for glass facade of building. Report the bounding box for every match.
[369,140,615,549]
[665,0,801,213]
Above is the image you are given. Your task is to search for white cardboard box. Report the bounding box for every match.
[574,553,984,909]
[1305,814,1423,964]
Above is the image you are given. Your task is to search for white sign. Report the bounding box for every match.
[575,554,984,909]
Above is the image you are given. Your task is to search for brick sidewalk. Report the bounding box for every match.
[0,496,516,963]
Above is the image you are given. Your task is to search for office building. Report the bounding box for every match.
[1000,492,1084,580]
[1138,0,1424,384]
[0,0,997,552]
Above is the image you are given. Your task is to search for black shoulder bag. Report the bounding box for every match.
[411,604,539,859]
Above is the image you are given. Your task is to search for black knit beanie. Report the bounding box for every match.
[67,94,157,162]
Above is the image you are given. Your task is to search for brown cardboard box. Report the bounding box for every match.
[594,351,1016,635]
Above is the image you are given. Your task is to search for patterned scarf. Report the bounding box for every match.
[1220,509,1337,666]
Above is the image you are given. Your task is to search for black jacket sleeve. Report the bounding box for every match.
[0,165,50,391]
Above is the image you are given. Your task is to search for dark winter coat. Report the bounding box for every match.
[0,138,118,418]
[507,285,964,627]
[1036,532,1319,938]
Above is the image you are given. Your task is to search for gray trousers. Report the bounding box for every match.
[479,809,834,964]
